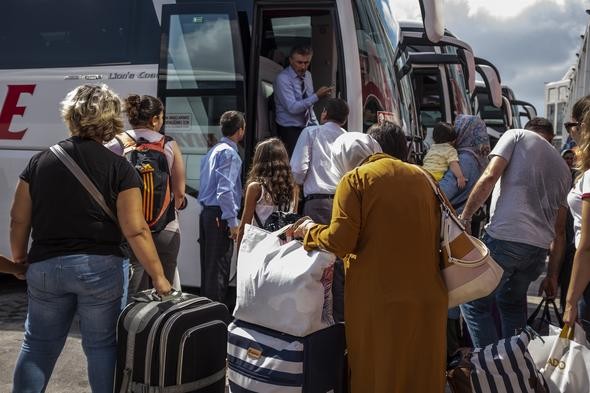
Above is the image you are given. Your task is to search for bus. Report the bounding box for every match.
[0,0,443,287]
[474,80,537,146]
[395,21,476,161]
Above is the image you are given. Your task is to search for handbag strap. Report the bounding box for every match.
[50,144,118,223]
[417,166,490,266]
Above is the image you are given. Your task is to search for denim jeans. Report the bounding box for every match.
[460,232,547,348]
[12,254,124,393]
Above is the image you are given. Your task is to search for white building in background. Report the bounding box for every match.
[557,18,590,148]
[544,77,570,148]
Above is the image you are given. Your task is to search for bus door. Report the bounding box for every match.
[245,0,346,164]
[157,2,247,287]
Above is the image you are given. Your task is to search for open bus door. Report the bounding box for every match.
[157,2,247,287]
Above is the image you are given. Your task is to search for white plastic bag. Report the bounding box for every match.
[541,323,590,393]
[233,224,336,337]
[528,324,562,370]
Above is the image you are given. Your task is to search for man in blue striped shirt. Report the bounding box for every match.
[198,111,244,303]
[274,44,333,156]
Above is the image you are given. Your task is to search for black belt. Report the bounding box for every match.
[304,194,335,202]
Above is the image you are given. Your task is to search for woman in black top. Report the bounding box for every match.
[10,84,172,393]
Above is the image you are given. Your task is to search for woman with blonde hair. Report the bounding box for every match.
[10,84,171,393]
[237,137,298,247]
[563,95,590,328]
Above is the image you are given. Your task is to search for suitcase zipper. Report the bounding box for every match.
[176,320,227,384]
[144,297,209,386]
[157,303,219,385]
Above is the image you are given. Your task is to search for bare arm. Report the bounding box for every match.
[292,186,300,212]
[117,188,171,294]
[565,199,590,325]
[449,161,466,189]
[237,182,262,249]
[10,180,32,265]
[170,142,186,210]
[539,206,567,297]
[460,156,508,220]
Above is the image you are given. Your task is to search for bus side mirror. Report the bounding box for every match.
[459,49,476,94]
[502,96,513,128]
[419,0,444,43]
[476,64,502,109]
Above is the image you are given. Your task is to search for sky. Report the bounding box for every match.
[395,0,590,117]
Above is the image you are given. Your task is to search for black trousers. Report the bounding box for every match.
[304,198,345,323]
[128,229,180,300]
[199,206,233,304]
[276,125,304,157]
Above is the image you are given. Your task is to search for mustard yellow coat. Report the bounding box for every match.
[304,154,447,392]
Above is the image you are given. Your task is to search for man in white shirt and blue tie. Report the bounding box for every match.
[274,43,333,156]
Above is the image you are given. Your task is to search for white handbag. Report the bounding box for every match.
[233,224,336,337]
[420,168,504,308]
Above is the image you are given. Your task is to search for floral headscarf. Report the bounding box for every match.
[454,115,490,169]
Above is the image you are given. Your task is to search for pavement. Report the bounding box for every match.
[0,269,553,392]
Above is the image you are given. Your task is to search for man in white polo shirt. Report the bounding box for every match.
[290,97,349,321]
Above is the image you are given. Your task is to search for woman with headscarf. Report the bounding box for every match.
[438,115,490,356]
[439,114,490,213]
[291,132,447,392]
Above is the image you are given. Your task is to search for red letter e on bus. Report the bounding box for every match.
[0,84,36,140]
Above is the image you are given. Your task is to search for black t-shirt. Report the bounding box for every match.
[20,136,142,263]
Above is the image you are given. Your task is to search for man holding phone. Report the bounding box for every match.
[274,43,333,156]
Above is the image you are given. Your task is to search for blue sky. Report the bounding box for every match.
[396,0,589,117]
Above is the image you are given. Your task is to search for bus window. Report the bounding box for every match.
[158,3,246,194]
[352,0,401,131]
[1,0,159,69]
[413,69,444,129]
[443,47,471,118]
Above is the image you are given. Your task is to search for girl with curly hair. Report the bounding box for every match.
[237,138,299,247]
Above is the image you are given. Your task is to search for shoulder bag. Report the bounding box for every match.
[419,167,504,309]
[50,144,117,223]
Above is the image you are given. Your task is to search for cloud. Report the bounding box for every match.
[395,0,589,116]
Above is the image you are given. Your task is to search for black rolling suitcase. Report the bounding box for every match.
[114,290,229,393]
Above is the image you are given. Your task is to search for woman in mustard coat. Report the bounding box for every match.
[294,132,447,392]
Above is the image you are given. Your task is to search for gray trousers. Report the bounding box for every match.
[304,197,345,323]
[128,229,180,299]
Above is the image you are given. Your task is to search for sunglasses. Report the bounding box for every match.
[564,122,581,132]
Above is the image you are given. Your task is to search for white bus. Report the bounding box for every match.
[0,0,443,287]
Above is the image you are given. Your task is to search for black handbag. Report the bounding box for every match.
[527,297,563,336]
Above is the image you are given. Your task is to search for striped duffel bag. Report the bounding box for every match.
[227,320,346,393]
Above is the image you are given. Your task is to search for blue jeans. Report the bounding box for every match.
[460,233,547,348]
[12,254,124,393]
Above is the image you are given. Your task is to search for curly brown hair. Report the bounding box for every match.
[61,84,123,142]
[246,138,296,211]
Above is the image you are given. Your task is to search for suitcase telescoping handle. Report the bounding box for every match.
[132,289,183,303]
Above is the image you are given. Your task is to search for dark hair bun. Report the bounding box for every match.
[125,94,142,124]
[124,94,163,127]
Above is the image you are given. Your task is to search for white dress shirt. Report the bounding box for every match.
[290,121,346,196]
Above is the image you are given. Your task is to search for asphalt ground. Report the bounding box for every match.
[0,271,551,392]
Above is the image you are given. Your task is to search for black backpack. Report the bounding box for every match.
[116,132,176,232]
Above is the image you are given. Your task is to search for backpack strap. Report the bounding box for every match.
[115,131,137,155]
